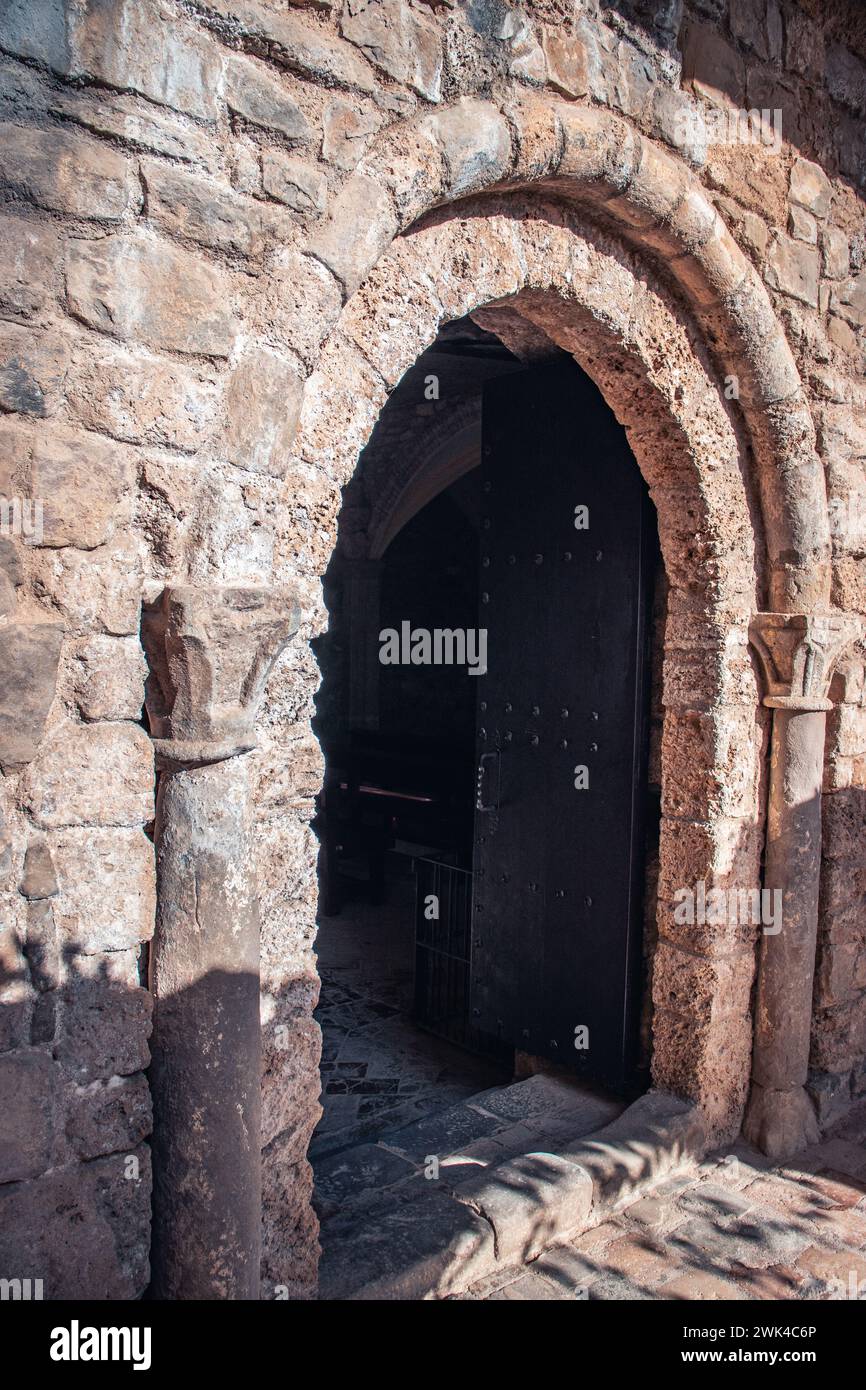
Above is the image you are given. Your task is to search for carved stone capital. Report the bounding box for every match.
[143,585,300,769]
[749,612,864,712]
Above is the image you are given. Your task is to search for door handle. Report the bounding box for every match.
[476,751,500,812]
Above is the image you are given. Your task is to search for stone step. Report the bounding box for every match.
[315,1075,646,1299]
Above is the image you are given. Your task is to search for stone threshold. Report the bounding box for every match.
[316,1079,706,1300]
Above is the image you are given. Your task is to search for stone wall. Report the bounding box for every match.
[0,0,863,1297]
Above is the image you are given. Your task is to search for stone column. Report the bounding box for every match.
[142,586,299,1300]
[744,612,862,1158]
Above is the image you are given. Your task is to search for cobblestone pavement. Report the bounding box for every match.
[461,1104,866,1301]
[312,877,509,1160]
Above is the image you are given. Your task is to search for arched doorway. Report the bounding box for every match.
[309,306,666,1293]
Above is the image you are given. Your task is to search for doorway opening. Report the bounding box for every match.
[311,315,662,1246]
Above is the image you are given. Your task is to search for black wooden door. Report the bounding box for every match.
[470,359,655,1090]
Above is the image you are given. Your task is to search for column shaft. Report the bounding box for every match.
[149,757,262,1300]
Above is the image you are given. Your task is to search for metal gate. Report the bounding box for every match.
[413,858,474,1048]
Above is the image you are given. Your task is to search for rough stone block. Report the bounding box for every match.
[765,232,820,308]
[50,88,222,170]
[306,172,398,296]
[0,1048,55,1182]
[71,635,148,722]
[341,0,442,102]
[425,100,513,199]
[0,0,70,71]
[652,940,754,1023]
[356,117,444,225]
[830,273,866,328]
[142,161,265,262]
[68,0,224,122]
[0,1146,152,1298]
[0,325,70,417]
[20,722,154,830]
[65,1072,152,1160]
[225,54,311,142]
[826,43,866,116]
[261,248,342,368]
[661,708,761,821]
[223,344,303,476]
[262,1014,321,1152]
[65,344,219,453]
[0,215,59,322]
[52,828,155,954]
[790,157,833,217]
[8,422,136,549]
[541,30,588,99]
[261,1141,319,1300]
[817,939,861,1006]
[0,122,138,221]
[28,538,146,637]
[19,840,58,900]
[24,899,60,993]
[262,152,327,214]
[788,204,817,244]
[806,1070,854,1129]
[811,1002,866,1074]
[213,0,376,92]
[0,621,64,772]
[322,99,379,173]
[66,234,237,358]
[55,980,152,1083]
[681,22,745,107]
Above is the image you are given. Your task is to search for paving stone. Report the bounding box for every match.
[569,1220,624,1253]
[676,1180,757,1224]
[486,1269,562,1300]
[531,1243,601,1297]
[658,1269,748,1300]
[740,1174,834,1221]
[383,1101,505,1163]
[728,1262,808,1300]
[313,1142,415,1213]
[802,1204,866,1250]
[622,1195,667,1229]
[795,1244,866,1296]
[807,1169,866,1209]
[669,1211,813,1271]
[602,1232,672,1285]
